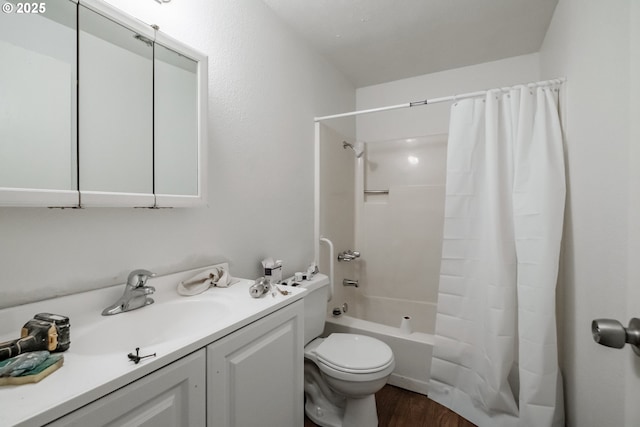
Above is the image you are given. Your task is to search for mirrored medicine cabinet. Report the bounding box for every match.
[0,0,207,207]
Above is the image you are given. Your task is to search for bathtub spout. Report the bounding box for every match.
[343,279,359,287]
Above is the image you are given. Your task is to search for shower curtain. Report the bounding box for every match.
[429,85,565,427]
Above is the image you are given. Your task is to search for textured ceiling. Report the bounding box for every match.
[262,0,558,88]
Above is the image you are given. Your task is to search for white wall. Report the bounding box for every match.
[540,1,638,426]
[0,0,354,308]
[626,3,640,424]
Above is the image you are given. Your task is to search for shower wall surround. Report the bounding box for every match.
[318,123,356,310]
[356,135,446,333]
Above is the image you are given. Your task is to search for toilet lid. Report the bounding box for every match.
[315,334,394,374]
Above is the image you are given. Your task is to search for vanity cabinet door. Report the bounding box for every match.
[207,301,304,427]
[47,349,206,427]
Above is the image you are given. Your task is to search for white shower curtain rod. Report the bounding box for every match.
[314,77,565,122]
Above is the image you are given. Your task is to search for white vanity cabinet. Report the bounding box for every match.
[207,300,304,427]
[47,349,207,427]
[43,300,303,427]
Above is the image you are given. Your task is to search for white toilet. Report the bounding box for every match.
[299,274,395,427]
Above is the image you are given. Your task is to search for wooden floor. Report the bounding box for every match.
[304,384,476,427]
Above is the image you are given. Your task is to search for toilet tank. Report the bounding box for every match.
[296,274,330,345]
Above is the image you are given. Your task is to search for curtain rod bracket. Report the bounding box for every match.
[410,100,427,107]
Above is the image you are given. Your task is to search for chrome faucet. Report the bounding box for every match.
[102,269,157,316]
[337,250,361,262]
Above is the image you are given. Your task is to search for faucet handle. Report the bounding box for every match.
[127,269,156,287]
[337,250,361,262]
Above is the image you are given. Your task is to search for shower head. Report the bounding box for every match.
[343,141,365,158]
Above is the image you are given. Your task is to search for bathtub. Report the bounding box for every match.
[322,314,433,395]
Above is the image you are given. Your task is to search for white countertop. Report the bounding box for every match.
[0,265,306,427]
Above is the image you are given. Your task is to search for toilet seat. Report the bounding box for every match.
[315,333,394,374]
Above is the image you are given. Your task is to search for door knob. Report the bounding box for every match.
[592,317,640,356]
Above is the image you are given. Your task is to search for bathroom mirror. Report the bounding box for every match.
[78,3,155,207]
[154,36,206,206]
[0,0,79,206]
[0,0,207,208]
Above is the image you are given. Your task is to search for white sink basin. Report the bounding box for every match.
[0,264,308,427]
[72,298,231,356]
